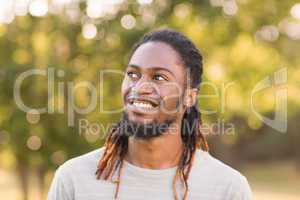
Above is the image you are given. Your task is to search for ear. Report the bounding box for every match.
[183,88,198,107]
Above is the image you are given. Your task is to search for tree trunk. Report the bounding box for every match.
[17,162,29,200]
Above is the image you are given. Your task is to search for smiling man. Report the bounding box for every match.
[47,29,252,200]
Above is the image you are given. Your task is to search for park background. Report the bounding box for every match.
[0,0,299,199]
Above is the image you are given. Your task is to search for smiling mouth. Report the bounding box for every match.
[128,98,159,109]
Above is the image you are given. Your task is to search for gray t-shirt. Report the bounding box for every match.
[47,148,252,200]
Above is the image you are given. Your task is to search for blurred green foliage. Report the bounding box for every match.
[0,0,299,199]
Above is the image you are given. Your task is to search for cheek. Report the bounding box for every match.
[121,79,131,101]
[160,85,183,110]
[162,96,180,109]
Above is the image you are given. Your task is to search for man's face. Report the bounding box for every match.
[121,41,187,130]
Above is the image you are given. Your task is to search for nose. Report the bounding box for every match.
[132,77,156,95]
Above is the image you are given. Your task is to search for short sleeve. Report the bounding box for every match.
[47,165,74,200]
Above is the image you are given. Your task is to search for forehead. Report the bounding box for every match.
[128,41,186,78]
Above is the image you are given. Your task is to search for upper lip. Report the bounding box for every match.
[126,96,160,107]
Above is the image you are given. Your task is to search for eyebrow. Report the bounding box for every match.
[128,64,175,77]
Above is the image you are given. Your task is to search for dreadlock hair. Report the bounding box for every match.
[96,28,209,200]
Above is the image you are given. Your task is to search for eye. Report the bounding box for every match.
[127,71,139,79]
[153,74,167,81]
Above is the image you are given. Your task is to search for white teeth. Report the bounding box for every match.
[132,101,153,108]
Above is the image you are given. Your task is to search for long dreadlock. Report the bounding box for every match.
[95,29,209,200]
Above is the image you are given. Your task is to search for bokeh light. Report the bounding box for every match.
[82,23,97,39]
[222,0,238,16]
[0,0,15,24]
[207,63,224,81]
[121,14,136,29]
[86,0,123,19]
[26,135,42,151]
[255,25,279,42]
[290,3,300,20]
[15,0,30,16]
[174,3,191,19]
[278,18,300,40]
[85,131,100,143]
[26,109,41,124]
[29,0,48,17]
[137,0,153,5]
[51,150,67,165]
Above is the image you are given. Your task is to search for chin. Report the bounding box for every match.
[119,111,176,140]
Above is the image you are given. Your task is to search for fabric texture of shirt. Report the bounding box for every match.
[47,147,253,200]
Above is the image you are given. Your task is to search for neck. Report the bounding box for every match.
[124,122,183,169]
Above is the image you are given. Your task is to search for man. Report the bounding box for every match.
[47,29,252,200]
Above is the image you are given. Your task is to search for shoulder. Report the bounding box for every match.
[191,150,252,199]
[201,150,243,173]
[55,147,105,179]
[47,148,105,199]
[193,149,247,179]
